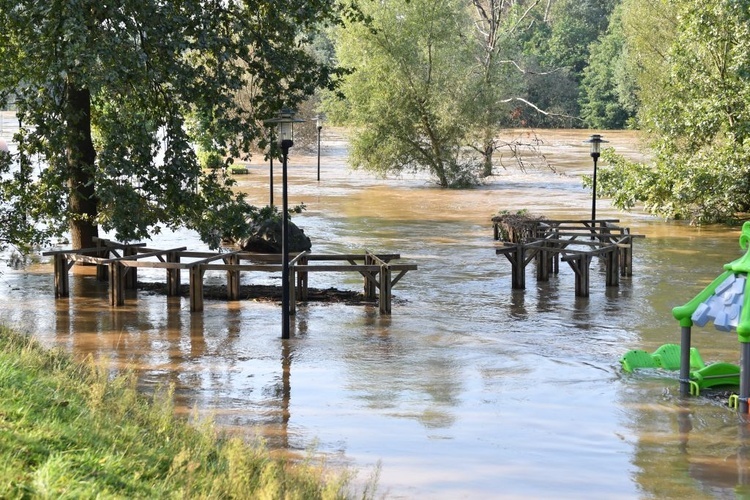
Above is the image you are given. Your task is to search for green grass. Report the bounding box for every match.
[0,326,374,499]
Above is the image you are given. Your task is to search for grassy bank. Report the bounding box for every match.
[0,326,368,498]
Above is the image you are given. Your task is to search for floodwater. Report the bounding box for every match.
[1,119,749,499]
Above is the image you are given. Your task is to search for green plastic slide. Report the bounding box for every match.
[621,344,739,396]
[620,343,705,373]
[689,362,740,396]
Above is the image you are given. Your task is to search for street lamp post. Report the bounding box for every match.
[269,154,274,207]
[584,134,608,222]
[315,114,323,182]
[264,108,303,339]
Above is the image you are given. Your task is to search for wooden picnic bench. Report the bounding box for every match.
[43,239,417,315]
[494,219,644,297]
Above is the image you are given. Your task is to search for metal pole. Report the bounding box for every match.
[269,155,274,207]
[591,155,598,222]
[281,145,290,339]
[741,342,750,414]
[316,125,322,182]
[679,325,692,397]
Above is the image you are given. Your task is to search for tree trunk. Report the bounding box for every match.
[481,139,494,177]
[65,83,98,250]
[480,120,495,177]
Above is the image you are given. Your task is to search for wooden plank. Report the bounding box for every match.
[167,252,181,296]
[560,246,618,258]
[189,265,204,312]
[43,246,109,257]
[500,244,527,290]
[365,251,390,267]
[96,239,109,281]
[108,263,125,306]
[65,253,109,265]
[294,252,400,262]
[294,254,309,301]
[289,266,297,316]
[201,264,283,272]
[565,255,591,297]
[289,251,310,265]
[117,261,188,270]
[108,246,188,262]
[124,246,137,289]
[535,238,617,248]
[240,253,398,263]
[53,254,69,298]
[189,251,241,266]
[364,252,378,299]
[263,264,393,272]
[226,253,240,301]
[543,226,623,233]
[537,219,620,224]
[201,262,416,277]
[537,247,551,282]
[380,266,391,314]
[92,237,148,250]
[606,247,620,287]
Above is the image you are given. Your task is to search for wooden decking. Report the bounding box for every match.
[42,238,417,315]
[493,219,644,297]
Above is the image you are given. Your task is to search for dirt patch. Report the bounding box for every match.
[137,281,375,306]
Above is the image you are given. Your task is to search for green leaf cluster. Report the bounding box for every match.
[329,0,477,187]
[0,0,344,251]
[327,0,628,185]
[599,0,750,224]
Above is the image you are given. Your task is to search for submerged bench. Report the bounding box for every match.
[494,219,644,297]
[43,239,417,315]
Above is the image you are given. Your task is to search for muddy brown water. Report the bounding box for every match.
[1,122,748,498]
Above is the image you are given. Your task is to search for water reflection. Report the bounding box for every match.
[2,129,750,497]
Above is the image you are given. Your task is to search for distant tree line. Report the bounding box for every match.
[325,0,750,225]
[323,0,627,186]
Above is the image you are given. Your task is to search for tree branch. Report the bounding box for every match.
[500,96,583,122]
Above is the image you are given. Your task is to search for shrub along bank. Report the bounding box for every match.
[0,326,365,498]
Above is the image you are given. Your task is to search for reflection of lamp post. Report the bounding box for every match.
[264,108,303,339]
[584,134,608,222]
[315,114,323,182]
[280,339,292,449]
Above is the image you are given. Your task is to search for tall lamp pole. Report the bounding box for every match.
[269,153,274,207]
[584,134,608,222]
[265,108,303,339]
[315,114,323,182]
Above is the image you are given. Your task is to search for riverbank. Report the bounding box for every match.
[0,326,366,498]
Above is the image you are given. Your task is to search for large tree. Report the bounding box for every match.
[327,0,477,188]
[0,0,343,252]
[468,0,542,177]
[598,0,750,223]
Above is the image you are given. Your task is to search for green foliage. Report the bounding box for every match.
[328,0,479,187]
[0,0,343,251]
[600,0,750,224]
[518,0,620,127]
[579,4,637,129]
[0,326,357,498]
[599,145,750,224]
[467,1,553,173]
[619,0,676,121]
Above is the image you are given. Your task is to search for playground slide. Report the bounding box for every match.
[620,343,739,396]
